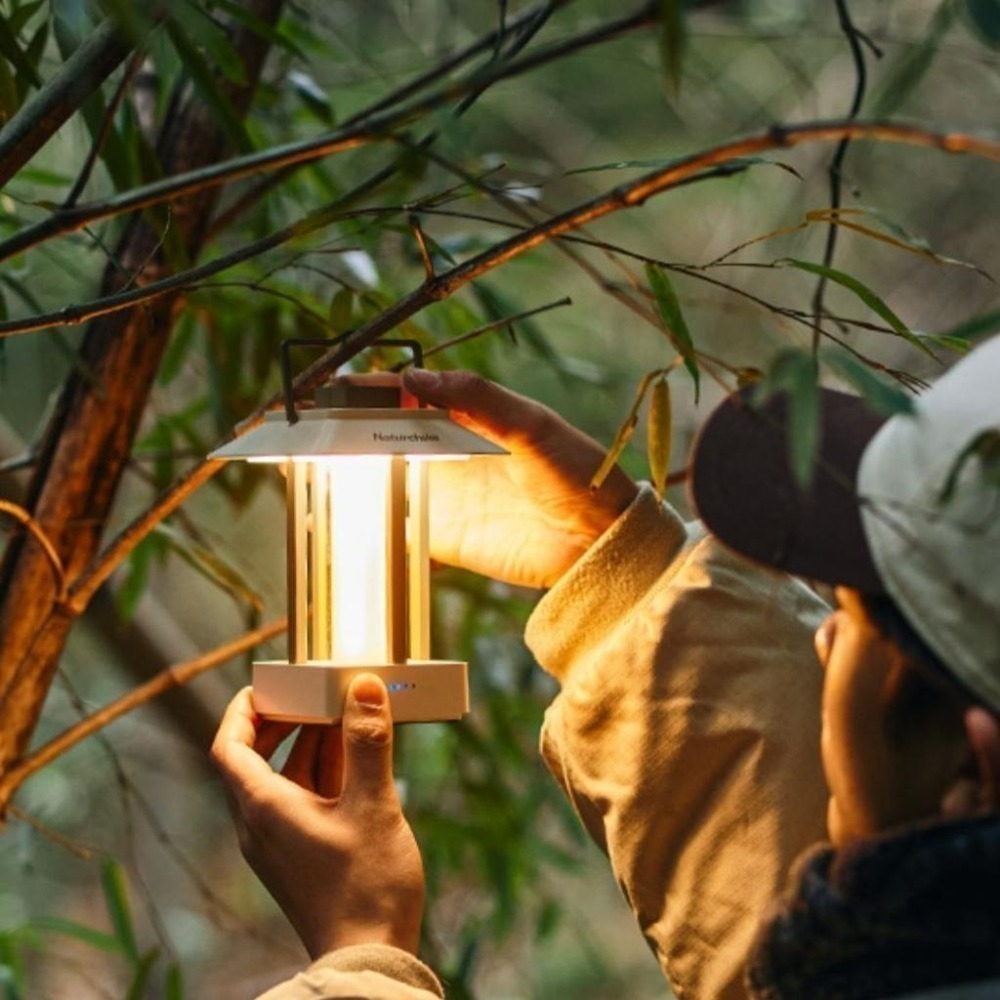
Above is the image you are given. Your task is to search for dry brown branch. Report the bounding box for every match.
[0,618,286,812]
[64,116,1000,618]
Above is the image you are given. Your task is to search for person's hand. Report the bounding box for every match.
[403,369,639,589]
[211,675,424,959]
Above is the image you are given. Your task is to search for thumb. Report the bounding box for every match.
[341,674,396,804]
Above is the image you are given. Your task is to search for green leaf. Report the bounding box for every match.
[171,0,247,85]
[166,18,252,153]
[329,288,354,332]
[780,258,937,359]
[165,963,184,1000]
[0,13,41,89]
[210,0,306,59]
[820,347,916,417]
[644,263,700,399]
[754,349,821,489]
[32,916,122,955]
[9,1,45,37]
[939,428,1000,504]
[658,0,687,97]
[591,368,670,491]
[159,311,200,387]
[0,964,22,1000]
[126,948,161,1000]
[937,307,1000,345]
[288,69,335,125]
[154,523,263,614]
[871,2,954,116]
[962,0,1000,47]
[101,859,138,962]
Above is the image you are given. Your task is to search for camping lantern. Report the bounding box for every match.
[209,340,506,724]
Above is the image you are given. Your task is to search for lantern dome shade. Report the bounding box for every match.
[209,407,507,461]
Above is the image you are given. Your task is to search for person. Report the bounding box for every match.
[211,335,1000,999]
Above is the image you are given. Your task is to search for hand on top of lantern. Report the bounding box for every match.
[211,675,425,960]
[402,369,639,590]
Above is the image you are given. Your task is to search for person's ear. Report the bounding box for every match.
[965,707,1000,814]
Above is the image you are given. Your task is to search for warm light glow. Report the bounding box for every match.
[326,457,391,664]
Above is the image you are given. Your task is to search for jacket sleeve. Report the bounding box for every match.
[255,944,444,1000]
[526,486,830,1000]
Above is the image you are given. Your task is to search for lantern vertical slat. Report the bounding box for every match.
[310,463,331,660]
[286,462,309,663]
[407,460,431,661]
[387,456,408,664]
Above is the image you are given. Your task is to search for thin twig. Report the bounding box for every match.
[420,296,573,360]
[0,1,658,266]
[410,214,436,280]
[0,618,285,804]
[810,0,875,350]
[0,499,66,598]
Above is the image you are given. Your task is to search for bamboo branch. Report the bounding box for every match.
[58,117,1000,614]
[0,2,658,265]
[0,20,133,189]
[0,617,285,809]
[3,118,998,343]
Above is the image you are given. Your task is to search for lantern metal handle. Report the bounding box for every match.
[280,335,425,425]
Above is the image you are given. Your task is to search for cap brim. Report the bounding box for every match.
[690,387,888,592]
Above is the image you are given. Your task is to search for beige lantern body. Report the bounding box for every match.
[210,378,505,724]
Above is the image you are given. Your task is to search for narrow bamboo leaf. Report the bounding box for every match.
[804,207,993,280]
[31,916,122,955]
[939,428,1000,504]
[647,374,673,498]
[0,14,41,89]
[0,964,22,1000]
[658,0,687,96]
[329,288,354,332]
[211,0,306,59]
[126,948,161,1000]
[590,369,665,490]
[938,307,1000,344]
[154,524,263,613]
[0,54,18,122]
[165,19,252,153]
[918,334,972,356]
[165,962,184,1000]
[8,1,45,37]
[963,0,1000,47]
[871,2,953,116]
[100,860,138,962]
[645,263,700,399]
[288,69,335,125]
[158,311,200,387]
[568,154,800,179]
[590,418,637,492]
[781,258,936,359]
[820,347,915,417]
[754,350,821,489]
[172,0,247,85]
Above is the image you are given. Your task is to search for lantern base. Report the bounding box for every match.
[251,659,469,724]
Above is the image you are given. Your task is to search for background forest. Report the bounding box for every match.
[1,0,1000,997]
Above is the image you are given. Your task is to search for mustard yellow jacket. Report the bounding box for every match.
[257,487,830,1000]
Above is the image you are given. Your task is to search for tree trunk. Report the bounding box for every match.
[0,0,285,784]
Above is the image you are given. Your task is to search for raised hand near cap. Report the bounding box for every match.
[403,369,639,589]
[211,676,424,959]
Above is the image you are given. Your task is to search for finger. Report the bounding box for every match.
[256,717,297,762]
[281,725,324,791]
[316,724,344,799]
[402,369,550,445]
[211,688,287,807]
[340,674,396,806]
